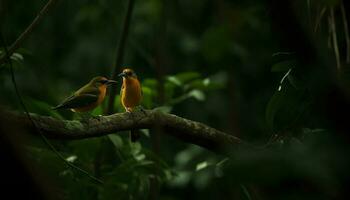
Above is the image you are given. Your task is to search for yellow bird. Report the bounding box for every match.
[118,68,143,112]
[52,76,117,112]
[118,68,143,141]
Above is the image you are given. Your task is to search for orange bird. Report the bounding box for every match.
[53,76,117,112]
[118,68,143,141]
[118,68,143,112]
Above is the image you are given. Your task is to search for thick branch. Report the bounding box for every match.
[1,109,243,153]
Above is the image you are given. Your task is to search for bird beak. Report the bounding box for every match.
[106,80,117,85]
[118,72,126,77]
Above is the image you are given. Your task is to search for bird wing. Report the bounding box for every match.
[75,83,100,96]
[53,84,101,110]
[53,93,99,109]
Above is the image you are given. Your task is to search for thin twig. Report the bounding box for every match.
[340,0,350,64]
[329,8,341,70]
[314,6,327,33]
[106,0,135,114]
[0,0,59,65]
[307,0,312,28]
[0,31,103,185]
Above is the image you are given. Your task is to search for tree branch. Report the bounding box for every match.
[0,0,59,65]
[1,109,243,153]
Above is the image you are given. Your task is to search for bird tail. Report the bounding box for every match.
[130,129,141,142]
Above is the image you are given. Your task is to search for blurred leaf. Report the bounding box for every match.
[167,76,182,86]
[25,97,63,119]
[196,161,209,171]
[173,72,201,83]
[135,153,146,161]
[108,134,123,149]
[66,155,77,163]
[11,52,23,61]
[185,78,223,91]
[188,89,205,101]
[130,141,142,157]
[113,94,123,112]
[91,104,103,116]
[240,184,253,200]
[153,106,172,113]
[142,78,158,89]
[141,86,154,109]
[174,145,203,168]
[140,129,150,137]
[216,158,230,167]
[164,82,176,102]
[167,171,192,187]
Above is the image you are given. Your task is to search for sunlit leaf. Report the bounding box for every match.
[188,89,205,101]
[167,76,182,86]
[66,155,77,163]
[10,53,24,62]
[196,161,208,171]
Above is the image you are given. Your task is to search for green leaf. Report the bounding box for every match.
[108,134,123,149]
[91,104,103,116]
[173,72,201,83]
[25,97,63,119]
[167,76,182,86]
[188,89,205,101]
[196,161,209,171]
[167,171,192,187]
[141,86,154,109]
[11,53,24,62]
[153,106,172,113]
[113,94,123,112]
[142,78,158,88]
[66,155,78,163]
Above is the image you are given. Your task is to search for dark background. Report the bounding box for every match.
[1,0,350,199]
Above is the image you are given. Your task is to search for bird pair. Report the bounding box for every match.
[53,68,142,117]
[53,68,142,142]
